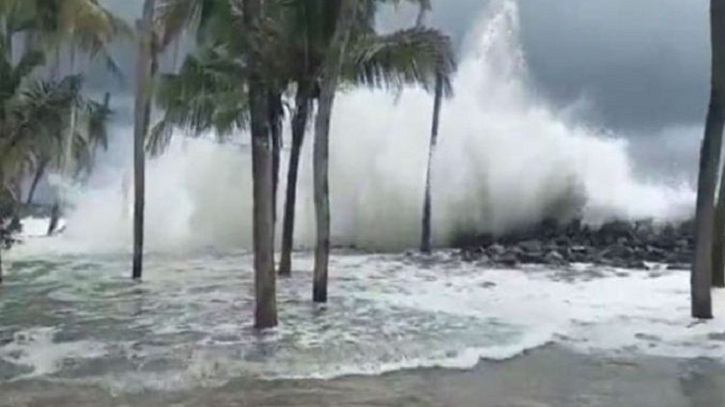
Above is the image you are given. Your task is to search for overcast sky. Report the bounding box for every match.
[97,0,710,138]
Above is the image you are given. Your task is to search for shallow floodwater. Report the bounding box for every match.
[2,247,725,398]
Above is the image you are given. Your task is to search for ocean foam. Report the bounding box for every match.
[13,0,694,255]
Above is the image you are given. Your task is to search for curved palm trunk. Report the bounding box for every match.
[132,0,157,280]
[312,0,358,303]
[27,159,48,205]
[244,0,277,329]
[692,0,725,318]
[420,74,443,254]
[279,87,311,276]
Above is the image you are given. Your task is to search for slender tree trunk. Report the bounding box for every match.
[420,74,443,253]
[279,86,311,276]
[132,0,157,280]
[27,160,48,206]
[712,0,725,288]
[48,40,78,236]
[0,245,3,284]
[713,164,725,287]
[244,0,277,329]
[46,203,60,235]
[312,0,358,303]
[692,0,725,318]
[268,92,283,224]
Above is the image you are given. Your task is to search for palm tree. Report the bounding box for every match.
[279,0,455,277]
[242,0,278,329]
[132,0,158,281]
[18,0,130,235]
[0,31,92,280]
[692,0,725,319]
[152,0,456,278]
[24,91,111,205]
[311,0,359,302]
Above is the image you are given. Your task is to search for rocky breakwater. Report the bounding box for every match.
[455,219,694,270]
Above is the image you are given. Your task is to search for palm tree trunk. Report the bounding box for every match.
[312,0,358,303]
[48,40,78,237]
[27,159,48,206]
[711,0,725,290]
[279,86,311,276]
[244,0,277,329]
[420,74,443,253]
[268,92,283,224]
[692,0,725,319]
[713,168,725,287]
[132,0,157,280]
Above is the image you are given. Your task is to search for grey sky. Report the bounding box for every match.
[96,0,711,136]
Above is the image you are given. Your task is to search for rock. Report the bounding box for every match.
[475,254,491,265]
[488,244,506,256]
[519,240,542,253]
[452,217,696,270]
[544,250,566,265]
[498,252,519,267]
[627,259,648,269]
[517,250,544,264]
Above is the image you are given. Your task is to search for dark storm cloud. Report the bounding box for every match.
[97,0,711,133]
[517,0,709,133]
[416,0,710,132]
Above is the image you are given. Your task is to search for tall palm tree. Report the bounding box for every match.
[311,0,359,302]
[152,0,454,307]
[132,0,158,281]
[279,0,454,277]
[692,0,725,319]
[243,0,278,329]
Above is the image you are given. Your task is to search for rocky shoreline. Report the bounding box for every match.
[455,218,694,270]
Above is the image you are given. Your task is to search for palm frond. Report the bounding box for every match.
[347,26,456,97]
[150,46,249,156]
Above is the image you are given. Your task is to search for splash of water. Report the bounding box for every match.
[34,0,693,254]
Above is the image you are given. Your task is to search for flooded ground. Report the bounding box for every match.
[2,250,725,405]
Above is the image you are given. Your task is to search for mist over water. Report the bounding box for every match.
[45,0,693,254]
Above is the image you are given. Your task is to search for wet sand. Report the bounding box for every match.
[3,346,725,407]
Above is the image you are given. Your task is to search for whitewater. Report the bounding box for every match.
[2,0,723,397]
[19,0,694,255]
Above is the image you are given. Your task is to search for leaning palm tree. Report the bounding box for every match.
[420,73,443,253]
[0,34,90,279]
[692,0,725,318]
[22,0,131,235]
